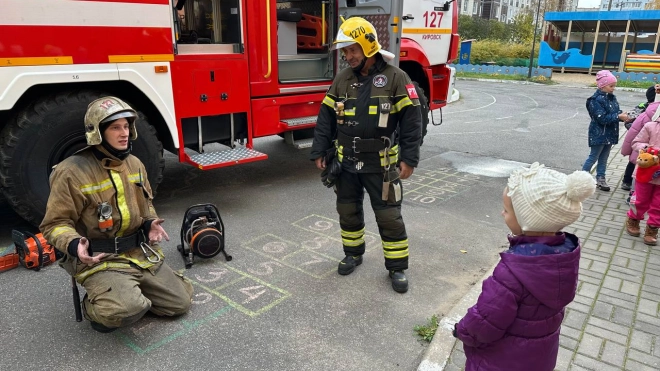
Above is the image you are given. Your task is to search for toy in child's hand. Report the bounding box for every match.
[636,146,660,182]
[625,102,648,124]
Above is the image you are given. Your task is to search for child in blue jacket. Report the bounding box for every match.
[581,70,629,191]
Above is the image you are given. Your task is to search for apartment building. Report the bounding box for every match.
[457,0,578,23]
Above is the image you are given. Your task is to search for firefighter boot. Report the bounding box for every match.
[338,255,362,275]
[90,321,117,333]
[644,225,659,246]
[389,270,408,293]
[625,217,641,237]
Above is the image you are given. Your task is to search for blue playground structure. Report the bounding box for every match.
[542,10,660,75]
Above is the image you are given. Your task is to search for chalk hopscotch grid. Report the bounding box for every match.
[404,167,480,206]
[115,213,388,353]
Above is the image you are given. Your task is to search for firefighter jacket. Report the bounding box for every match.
[40,146,163,283]
[310,56,422,173]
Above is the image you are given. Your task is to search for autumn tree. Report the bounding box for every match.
[646,0,660,9]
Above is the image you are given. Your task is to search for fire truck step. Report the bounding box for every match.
[292,138,314,149]
[187,147,268,169]
[283,131,315,149]
[282,116,318,127]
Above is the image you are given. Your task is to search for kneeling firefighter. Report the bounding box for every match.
[40,97,193,332]
[310,17,422,293]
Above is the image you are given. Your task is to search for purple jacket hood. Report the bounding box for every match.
[500,233,579,310]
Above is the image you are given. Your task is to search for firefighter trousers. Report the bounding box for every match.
[81,263,194,329]
[335,171,409,271]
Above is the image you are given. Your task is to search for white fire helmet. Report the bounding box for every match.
[84,97,138,146]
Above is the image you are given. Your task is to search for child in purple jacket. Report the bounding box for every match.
[453,163,596,371]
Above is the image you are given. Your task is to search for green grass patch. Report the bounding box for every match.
[586,80,657,89]
[456,71,554,85]
[414,314,439,343]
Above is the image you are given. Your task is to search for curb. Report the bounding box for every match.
[449,88,460,103]
[416,264,496,371]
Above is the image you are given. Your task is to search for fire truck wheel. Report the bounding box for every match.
[0,90,164,226]
[411,81,430,146]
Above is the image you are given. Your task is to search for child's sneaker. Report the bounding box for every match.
[621,182,632,191]
[596,177,610,192]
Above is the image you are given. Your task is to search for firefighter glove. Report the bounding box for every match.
[321,158,342,188]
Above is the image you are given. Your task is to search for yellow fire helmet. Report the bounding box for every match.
[332,16,395,61]
[84,96,138,146]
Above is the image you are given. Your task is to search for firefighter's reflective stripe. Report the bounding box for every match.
[127,173,141,184]
[81,173,141,195]
[80,179,113,195]
[369,106,378,115]
[110,171,131,237]
[392,97,413,113]
[75,262,133,283]
[379,145,399,166]
[52,226,76,238]
[383,239,409,259]
[341,227,365,247]
[74,249,165,283]
[337,144,344,162]
[323,96,335,108]
[344,108,356,116]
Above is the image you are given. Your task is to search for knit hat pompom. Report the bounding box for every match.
[507,163,595,233]
[566,170,597,202]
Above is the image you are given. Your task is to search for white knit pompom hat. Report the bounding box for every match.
[507,162,596,233]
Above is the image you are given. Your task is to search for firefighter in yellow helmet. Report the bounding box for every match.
[310,17,422,293]
[40,97,193,333]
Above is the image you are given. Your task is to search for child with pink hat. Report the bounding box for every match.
[581,70,629,191]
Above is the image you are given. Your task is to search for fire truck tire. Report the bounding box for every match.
[411,81,430,146]
[0,90,164,226]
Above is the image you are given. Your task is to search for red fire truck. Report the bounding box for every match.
[0,0,458,224]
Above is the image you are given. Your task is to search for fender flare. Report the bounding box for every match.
[399,38,431,67]
[0,63,179,147]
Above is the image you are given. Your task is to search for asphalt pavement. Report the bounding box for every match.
[0,77,647,370]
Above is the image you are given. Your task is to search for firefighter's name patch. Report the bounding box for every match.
[373,75,387,88]
[405,84,419,99]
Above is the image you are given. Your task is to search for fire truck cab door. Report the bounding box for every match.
[401,0,453,65]
[172,0,250,119]
[337,0,403,67]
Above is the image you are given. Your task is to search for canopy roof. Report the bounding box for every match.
[545,10,660,33]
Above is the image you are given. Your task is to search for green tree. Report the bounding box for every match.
[458,14,489,41]
[457,15,503,41]
[488,19,510,42]
[457,14,476,40]
[510,11,534,44]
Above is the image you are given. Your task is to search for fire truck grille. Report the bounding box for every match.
[189,147,266,166]
[282,116,317,126]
